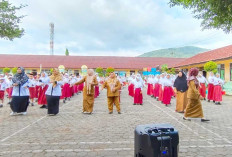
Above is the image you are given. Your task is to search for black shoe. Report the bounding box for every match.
[213,101,215,103]
[133,103,136,105]
[63,99,66,103]
[40,105,46,108]
[218,102,221,105]
[31,103,34,106]
[151,95,154,98]
[208,100,210,102]
[109,112,113,114]
[140,104,143,105]
[201,119,210,122]
[118,112,121,114]
[204,98,206,100]
[183,117,191,121]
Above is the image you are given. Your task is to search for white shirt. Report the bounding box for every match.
[213,77,224,86]
[198,76,208,84]
[208,76,215,84]
[163,78,173,87]
[134,80,143,89]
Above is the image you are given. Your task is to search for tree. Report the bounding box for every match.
[11,67,17,74]
[106,67,115,73]
[65,48,69,56]
[204,61,217,74]
[96,67,104,77]
[0,0,26,40]
[169,0,232,33]
[3,67,10,74]
[50,68,54,74]
[161,64,169,73]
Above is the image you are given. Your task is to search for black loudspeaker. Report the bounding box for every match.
[134,124,179,157]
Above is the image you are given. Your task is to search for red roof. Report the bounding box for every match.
[175,45,232,67]
[0,54,184,70]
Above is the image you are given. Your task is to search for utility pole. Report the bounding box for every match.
[50,23,54,55]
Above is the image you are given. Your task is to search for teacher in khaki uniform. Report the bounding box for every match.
[102,72,121,114]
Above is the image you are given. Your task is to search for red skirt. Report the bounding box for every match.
[158,86,163,102]
[38,85,48,105]
[74,85,79,93]
[147,83,152,95]
[94,86,99,98]
[0,90,4,100]
[62,83,71,98]
[29,87,36,99]
[213,85,222,102]
[35,85,40,98]
[153,83,160,98]
[207,84,214,100]
[78,83,84,91]
[134,88,143,104]
[6,87,13,99]
[163,86,172,105]
[199,83,206,98]
[128,84,134,97]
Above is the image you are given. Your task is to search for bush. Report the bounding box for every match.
[3,67,10,74]
[161,64,168,73]
[96,67,104,77]
[11,67,17,74]
[204,61,217,74]
[106,67,115,73]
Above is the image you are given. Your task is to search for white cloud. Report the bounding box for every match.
[0,0,232,56]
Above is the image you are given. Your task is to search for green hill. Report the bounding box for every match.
[139,46,209,58]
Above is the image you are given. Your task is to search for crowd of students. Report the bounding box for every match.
[0,67,225,121]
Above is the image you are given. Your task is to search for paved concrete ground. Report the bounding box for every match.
[0,86,232,157]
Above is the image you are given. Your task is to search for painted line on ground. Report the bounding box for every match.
[0,100,73,143]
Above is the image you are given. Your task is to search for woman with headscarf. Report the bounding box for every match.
[207,72,215,102]
[133,75,144,105]
[213,73,224,105]
[184,68,209,122]
[38,72,50,108]
[174,71,188,113]
[162,74,173,106]
[102,72,121,114]
[10,67,30,116]
[74,69,98,114]
[45,68,63,115]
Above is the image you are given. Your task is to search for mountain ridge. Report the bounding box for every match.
[138,46,209,58]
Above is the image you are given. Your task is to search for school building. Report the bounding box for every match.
[175,45,232,82]
[0,54,185,77]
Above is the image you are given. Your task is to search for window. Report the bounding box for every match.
[218,64,225,80]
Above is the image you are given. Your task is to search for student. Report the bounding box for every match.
[133,76,144,105]
[38,72,50,109]
[162,74,173,106]
[213,73,224,105]
[207,72,215,102]
[198,73,208,100]
[28,73,36,106]
[0,78,7,107]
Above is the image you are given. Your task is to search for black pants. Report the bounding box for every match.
[46,95,60,114]
[11,96,29,113]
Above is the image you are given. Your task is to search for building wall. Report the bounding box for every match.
[179,59,232,81]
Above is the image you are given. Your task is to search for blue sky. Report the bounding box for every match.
[1,0,232,56]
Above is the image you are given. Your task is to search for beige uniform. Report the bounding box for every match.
[102,78,121,112]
